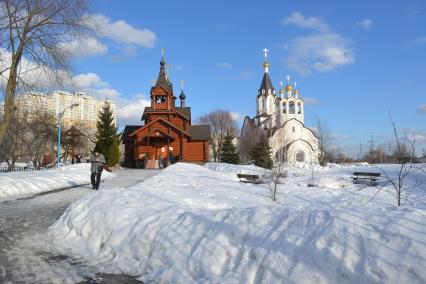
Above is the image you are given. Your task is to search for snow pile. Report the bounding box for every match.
[204,162,267,175]
[49,162,426,283]
[0,163,114,199]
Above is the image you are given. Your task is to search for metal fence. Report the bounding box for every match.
[0,166,56,174]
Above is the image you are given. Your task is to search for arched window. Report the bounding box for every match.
[297,102,302,114]
[289,101,295,114]
[292,126,295,133]
[282,102,287,114]
[296,151,305,162]
[262,98,266,110]
[259,98,263,110]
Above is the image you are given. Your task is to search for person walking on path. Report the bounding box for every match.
[90,150,106,190]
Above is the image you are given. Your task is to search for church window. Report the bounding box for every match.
[289,101,295,114]
[156,95,166,104]
[259,98,263,110]
[296,151,305,162]
[297,102,302,114]
[282,102,287,114]
[262,98,266,110]
[292,126,295,132]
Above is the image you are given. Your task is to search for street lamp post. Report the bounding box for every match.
[57,103,79,167]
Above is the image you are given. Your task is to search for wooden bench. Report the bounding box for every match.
[237,173,260,184]
[351,172,381,185]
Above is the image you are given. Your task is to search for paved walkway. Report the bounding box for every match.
[0,168,159,284]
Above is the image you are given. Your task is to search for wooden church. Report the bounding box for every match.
[122,53,210,168]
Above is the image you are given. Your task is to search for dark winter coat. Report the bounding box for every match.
[90,154,106,173]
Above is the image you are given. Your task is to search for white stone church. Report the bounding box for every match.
[241,50,320,163]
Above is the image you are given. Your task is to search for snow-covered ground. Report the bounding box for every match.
[49,162,426,283]
[0,163,114,200]
[0,168,159,283]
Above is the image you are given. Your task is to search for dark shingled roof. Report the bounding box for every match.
[259,72,274,92]
[142,107,191,121]
[121,125,141,143]
[189,125,211,140]
[154,57,173,93]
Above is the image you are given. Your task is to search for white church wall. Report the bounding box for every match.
[269,119,319,163]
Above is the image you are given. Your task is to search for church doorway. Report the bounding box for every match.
[296,151,305,162]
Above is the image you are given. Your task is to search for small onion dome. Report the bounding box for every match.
[279,88,284,95]
[263,61,269,69]
[294,89,299,95]
[285,84,292,91]
[179,90,186,100]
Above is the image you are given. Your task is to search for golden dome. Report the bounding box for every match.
[285,84,292,91]
[294,89,298,95]
[263,62,269,68]
[279,88,284,95]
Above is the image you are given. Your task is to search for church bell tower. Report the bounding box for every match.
[257,48,276,129]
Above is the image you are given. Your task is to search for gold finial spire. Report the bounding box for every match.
[166,64,170,80]
[181,79,184,90]
[161,48,164,57]
[294,82,299,96]
[279,81,284,95]
[262,48,270,73]
[285,75,292,92]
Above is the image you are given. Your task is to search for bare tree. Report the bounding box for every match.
[198,109,238,162]
[263,162,288,201]
[375,118,425,206]
[60,123,91,161]
[0,112,28,169]
[0,0,96,144]
[18,107,57,168]
[313,115,332,166]
[239,120,261,163]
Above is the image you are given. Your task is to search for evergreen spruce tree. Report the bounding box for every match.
[249,135,273,169]
[94,100,120,167]
[220,133,240,164]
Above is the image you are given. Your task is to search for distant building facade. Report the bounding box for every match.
[2,91,116,131]
[241,50,320,163]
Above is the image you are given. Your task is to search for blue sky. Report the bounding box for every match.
[68,0,426,157]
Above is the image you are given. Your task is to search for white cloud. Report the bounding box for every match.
[94,14,156,48]
[285,33,354,74]
[230,112,243,122]
[0,48,69,90]
[282,12,329,32]
[57,14,157,59]
[356,18,373,30]
[330,132,353,141]
[60,37,107,58]
[414,132,426,143]
[418,104,426,114]
[72,73,108,89]
[71,72,119,99]
[303,97,320,105]
[413,36,426,45]
[116,93,151,126]
[123,45,138,56]
[216,62,232,69]
[239,70,253,80]
[282,12,355,75]
[93,88,120,98]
